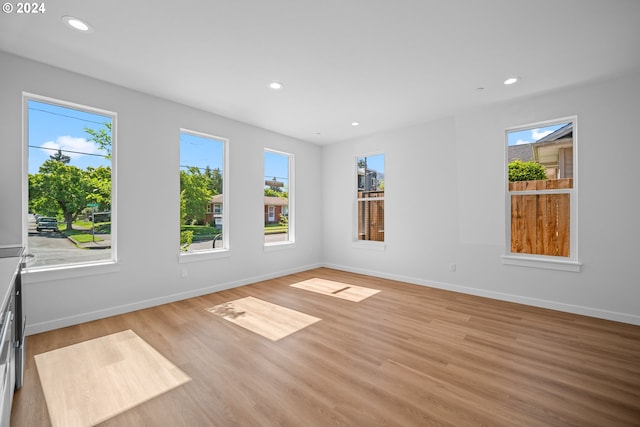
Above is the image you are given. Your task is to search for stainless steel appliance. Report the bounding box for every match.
[13,254,25,390]
[0,246,25,424]
[0,246,22,427]
[0,279,15,427]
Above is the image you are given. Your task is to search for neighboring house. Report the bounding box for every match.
[205,194,224,227]
[533,123,573,179]
[358,167,382,191]
[507,122,574,179]
[204,194,288,226]
[264,196,288,225]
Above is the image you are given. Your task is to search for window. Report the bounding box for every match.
[179,130,227,253]
[25,95,115,269]
[264,149,293,245]
[504,117,580,271]
[356,153,385,242]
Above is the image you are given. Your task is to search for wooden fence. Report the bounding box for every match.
[358,191,384,242]
[509,178,572,257]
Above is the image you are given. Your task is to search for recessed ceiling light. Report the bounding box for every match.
[268,81,284,90]
[351,122,360,126]
[504,77,519,85]
[62,16,93,33]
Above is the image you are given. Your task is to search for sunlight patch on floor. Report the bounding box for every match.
[290,278,381,302]
[208,296,321,341]
[34,329,190,427]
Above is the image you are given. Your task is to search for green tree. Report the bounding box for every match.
[84,122,112,159]
[204,166,223,195]
[85,166,112,211]
[508,160,548,182]
[264,187,280,197]
[180,167,212,224]
[29,160,89,230]
[50,149,71,164]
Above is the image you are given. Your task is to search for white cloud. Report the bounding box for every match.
[514,139,531,145]
[41,136,100,159]
[531,128,553,141]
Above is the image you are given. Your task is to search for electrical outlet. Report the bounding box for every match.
[449,263,456,272]
[181,269,188,278]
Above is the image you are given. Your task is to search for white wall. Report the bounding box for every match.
[0,52,323,334]
[323,72,640,325]
[2,50,639,332]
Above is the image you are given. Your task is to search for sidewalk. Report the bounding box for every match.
[73,233,111,249]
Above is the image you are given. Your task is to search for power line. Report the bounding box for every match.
[28,106,110,127]
[28,145,108,158]
[180,164,224,173]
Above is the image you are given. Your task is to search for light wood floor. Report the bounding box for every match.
[12,268,640,426]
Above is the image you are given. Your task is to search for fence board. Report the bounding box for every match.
[358,191,385,242]
[509,179,571,257]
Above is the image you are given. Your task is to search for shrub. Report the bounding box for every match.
[508,160,547,182]
[279,213,288,227]
[180,230,194,251]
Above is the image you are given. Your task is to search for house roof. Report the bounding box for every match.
[264,196,288,206]
[508,122,574,163]
[536,123,573,143]
[507,144,535,163]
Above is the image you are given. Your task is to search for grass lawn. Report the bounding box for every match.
[181,225,222,241]
[181,224,287,238]
[60,220,111,243]
[264,225,288,235]
[65,232,103,243]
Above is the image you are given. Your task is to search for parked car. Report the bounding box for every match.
[36,217,59,232]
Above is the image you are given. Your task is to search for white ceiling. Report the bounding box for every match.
[2,0,640,144]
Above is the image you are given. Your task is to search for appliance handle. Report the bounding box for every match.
[0,310,12,382]
[0,311,11,346]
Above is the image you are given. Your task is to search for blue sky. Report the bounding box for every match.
[179,131,224,173]
[180,134,290,191]
[28,100,112,174]
[358,153,384,174]
[264,150,289,190]
[507,122,569,146]
[30,100,287,191]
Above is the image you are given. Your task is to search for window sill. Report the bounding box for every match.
[352,240,386,251]
[264,242,296,252]
[502,254,582,272]
[23,261,120,283]
[179,249,231,263]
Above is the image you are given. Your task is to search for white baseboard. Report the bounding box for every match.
[323,263,640,326]
[25,262,323,335]
[26,261,640,334]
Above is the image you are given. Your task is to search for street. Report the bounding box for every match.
[26,215,112,268]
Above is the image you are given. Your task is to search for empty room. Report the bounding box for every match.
[1,1,639,426]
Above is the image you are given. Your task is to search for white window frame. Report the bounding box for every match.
[22,93,118,279]
[179,129,229,262]
[353,151,386,250]
[264,148,294,249]
[502,116,581,272]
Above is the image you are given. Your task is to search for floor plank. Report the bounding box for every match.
[11,268,640,426]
